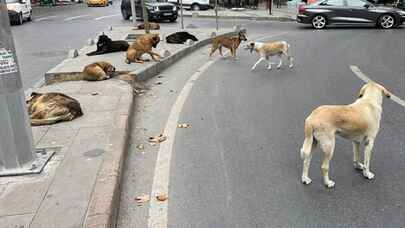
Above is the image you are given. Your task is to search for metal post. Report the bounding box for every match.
[180,0,184,30]
[0,0,54,176]
[142,0,150,33]
[215,0,218,31]
[130,0,137,26]
[268,0,272,15]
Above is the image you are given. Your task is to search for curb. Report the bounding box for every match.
[80,30,236,228]
[182,14,296,22]
[83,91,134,228]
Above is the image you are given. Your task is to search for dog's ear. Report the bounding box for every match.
[380,85,391,98]
[30,92,41,97]
[358,84,367,98]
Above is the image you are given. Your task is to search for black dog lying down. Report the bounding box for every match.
[87,34,129,56]
[166,32,198,44]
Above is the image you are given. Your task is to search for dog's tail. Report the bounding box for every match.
[300,119,314,160]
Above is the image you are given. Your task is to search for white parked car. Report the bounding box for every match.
[167,0,211,11]
[6,0,32,25]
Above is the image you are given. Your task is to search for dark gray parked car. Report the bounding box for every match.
[297,0,405,29]
[121,0,178,22]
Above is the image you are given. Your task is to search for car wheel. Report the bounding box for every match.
[16,13,23,25]
[378,14,395,29]
[311,15,326,29]
[191,3,200,11]
[27,11,32,21]
[122,8,130,20]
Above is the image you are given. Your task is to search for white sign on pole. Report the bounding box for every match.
[0,48,18,75]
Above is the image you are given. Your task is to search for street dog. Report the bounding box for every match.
[247,41,293,71]
[82,61,116,81]
[126,33,162,64]
[209,30,247,59]
[27,92,83,126]
[300,82,391,188]
[50,61,116,83]
[86,34,129,56]
[135,22,160,30]
[166,31,198,44]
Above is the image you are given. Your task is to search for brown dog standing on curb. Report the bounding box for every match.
[126,33,162,64]
[300,82,391,188]
[209,30,248,59]
[27,92,83,126]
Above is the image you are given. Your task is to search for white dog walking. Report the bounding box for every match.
[247,41,294,71]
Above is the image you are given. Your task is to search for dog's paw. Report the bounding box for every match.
[302,176,312,185]
[289,64,294,68]
[324,180,335,188]
[353,162,365,171]
[363,170,375,180]
[251,68,255,71]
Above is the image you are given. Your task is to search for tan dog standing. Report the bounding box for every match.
[300,82,391,188]
[27,92,83,126]
[247,41,293,71]
[126,33,162,64]
[209,30,247,59]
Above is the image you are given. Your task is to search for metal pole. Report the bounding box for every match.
[180,0,184,30]
[268,0,272,15]
[130,0,137,27]
[142,0,150,33]
[0,0,34,172]
[215,0,218,31]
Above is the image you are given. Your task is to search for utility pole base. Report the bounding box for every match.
[0,147,58,177]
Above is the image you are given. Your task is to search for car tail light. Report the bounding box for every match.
[298,4,307,14]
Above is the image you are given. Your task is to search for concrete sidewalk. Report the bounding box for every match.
[0,25,235,228]
[182,5,298,21]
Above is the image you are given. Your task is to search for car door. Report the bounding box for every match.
[317,0,347,24]
[342,0,377,23]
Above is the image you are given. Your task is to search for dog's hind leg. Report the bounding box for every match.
[301,121,314,185]
[320,136,336,188]
[362,139,375,180]
[353,141,365,171]
[251,57,265,71]
[276,53,283,69]
[219,46,224,57]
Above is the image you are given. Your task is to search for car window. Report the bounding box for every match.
[347,0,368,7]
[320,0,344,6]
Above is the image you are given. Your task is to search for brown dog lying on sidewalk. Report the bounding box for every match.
[27,92,83,126]
[300,82,391,188]
[209,30,247,59]
[50,61,116,83]
[126,33,162,64]
[135,22,160,30]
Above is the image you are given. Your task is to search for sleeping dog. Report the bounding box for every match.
[247,41,293,71]
[87,34,129,56]
[27,92,83,126]
[166,31,198,44]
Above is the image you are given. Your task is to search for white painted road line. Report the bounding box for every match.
[64,15,90,21]
[94,14,120,21]
[147,32,289,228]
[350,65,405,108]
[34,15,59,22]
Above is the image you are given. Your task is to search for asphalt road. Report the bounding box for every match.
[119,21,405,228]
